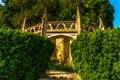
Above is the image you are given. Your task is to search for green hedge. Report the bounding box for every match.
[71,29,120,80]
[0,27,55,80]
[47,61,75,72]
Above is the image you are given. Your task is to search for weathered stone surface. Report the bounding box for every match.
[39,70,81,80]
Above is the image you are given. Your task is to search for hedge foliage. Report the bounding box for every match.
[47,61,75,72]
[0,27,55,80]
[71,28,120,80]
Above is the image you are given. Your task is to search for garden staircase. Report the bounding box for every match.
[39,70,81,80]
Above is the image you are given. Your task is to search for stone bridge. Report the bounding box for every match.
[21,7,105,63]
[23,21,97,39]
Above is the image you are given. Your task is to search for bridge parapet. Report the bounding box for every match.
[47,21,77,29]
[24,23,42,33]
[82,23,97,32]
[24,22,97,34]
[47,21,77,33]
[24,21,79,33]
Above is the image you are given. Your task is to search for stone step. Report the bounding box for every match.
[39,70,81,80]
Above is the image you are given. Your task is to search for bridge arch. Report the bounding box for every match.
[48,34,76,40]
[49,34,74,63]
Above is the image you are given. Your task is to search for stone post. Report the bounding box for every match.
[76,6,81,33]
[41,8,47,36]
[21,16,26,31]
[99,17,105,30]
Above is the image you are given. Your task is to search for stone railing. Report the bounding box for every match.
[24,21,97,34]
[47,21,78,33]
[82,23,97,32]
[24,23,42,34]
[24,21,79,33]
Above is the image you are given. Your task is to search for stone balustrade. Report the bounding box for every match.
[82,23,97,32]
[24,21,78,33]
[47,21,77,29]
[47,21,78,33]
[24,21,97,34]
[24,23,42,33]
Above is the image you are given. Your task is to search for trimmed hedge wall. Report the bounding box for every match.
[0,27,55,80]
[71,29,120,80]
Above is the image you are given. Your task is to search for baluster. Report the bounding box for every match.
[48,23,53,30]
[56,23,60,29]
[75,23,77,29]
[70,23,75,29]
[38,24,41,30]
[62,23,66,29]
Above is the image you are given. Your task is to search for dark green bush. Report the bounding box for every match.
[47,61,75,72]
[71,28,120,80]
[0,27,55,80]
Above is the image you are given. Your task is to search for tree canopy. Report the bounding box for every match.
[0,0,114,29]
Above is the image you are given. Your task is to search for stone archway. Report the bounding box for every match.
[49,35,73,63]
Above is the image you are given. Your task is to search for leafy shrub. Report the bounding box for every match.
[47,61,75,72]
[0,27,55,80]
[71,28,120,80]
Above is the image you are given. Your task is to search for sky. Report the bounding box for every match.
[109,0,120,27]
[0,0,3,5]
[0,0,120,27]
